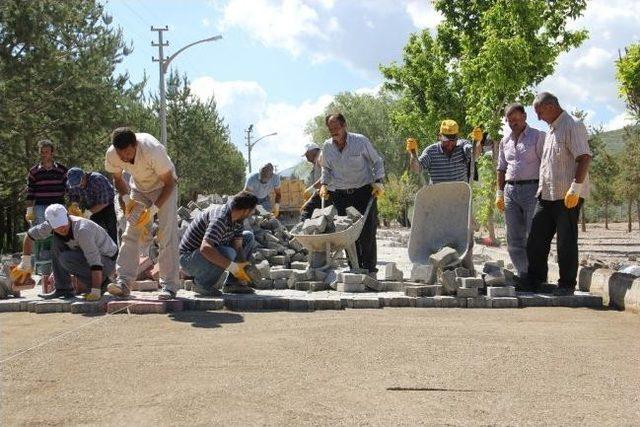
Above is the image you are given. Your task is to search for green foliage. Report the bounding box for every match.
[472,154,497,226]
[163,71,246,204]
[305,91,407,177]
[377,172,420,225]
[616,127,640,203]
[616,43,640,119]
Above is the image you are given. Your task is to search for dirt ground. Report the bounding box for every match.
[2,308,639,426]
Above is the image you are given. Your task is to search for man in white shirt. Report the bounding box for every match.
[244,163,282,217]
[104,127,179,300]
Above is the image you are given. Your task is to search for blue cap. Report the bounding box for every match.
[66,167,85,188]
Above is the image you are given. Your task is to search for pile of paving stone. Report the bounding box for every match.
[291,205,362,235]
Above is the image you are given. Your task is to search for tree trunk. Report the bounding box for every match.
[581,207,586,232]
[637,199,640,230]
[604,201,609,230]
[628,199,633,233]
[487,212,496,243]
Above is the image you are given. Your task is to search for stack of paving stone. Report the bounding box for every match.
[292,205,362,235]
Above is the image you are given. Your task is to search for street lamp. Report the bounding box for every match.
[245,124,277,173]
[153,31,223,146]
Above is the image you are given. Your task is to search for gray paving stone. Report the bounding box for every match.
[517,293,555,307]
[336,282,366,292]
[405,285,440,297]
[491,297,519,308]
[467,297,492,308]
[290,261,307,270]
[456,277,484,288]
[436,296,466,308]
[70,300,107,314]
[352,297,381,309]
[457,287,479,298]
[487,286,516,298]
[454,267,471,278]
[273,278,289,289]
[270,269,295,280]
[380,294,415,307]
[0,299,24,312]
[410,264,435,284]
[34,300,72,313]
[428,247,460,269]
[339,273,366,284]
[363,275,384,291]
[289,298,314,311]
[381,281,405,292]
[312,297,342,310]
[441,269,458,295]
[415,297,438,308]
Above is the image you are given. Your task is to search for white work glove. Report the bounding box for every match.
[272,203,280,218]
[18,255,33,273]
[564,181,582,209]
[83,210,93,219]
[25,206,35,222]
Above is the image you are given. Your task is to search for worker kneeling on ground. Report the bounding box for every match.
[244,163,282,217]
[20,204,117,300]
[179,191,258,296]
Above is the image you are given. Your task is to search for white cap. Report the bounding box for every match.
[44,204,69,229]
[303,143,320,154]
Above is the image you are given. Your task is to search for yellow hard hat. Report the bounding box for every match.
[439,119,459,136]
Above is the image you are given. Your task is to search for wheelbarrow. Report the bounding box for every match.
[407,181,473,267]
[291,197,375,270]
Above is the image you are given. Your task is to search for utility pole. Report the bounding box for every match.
[151,26,169,146]
[245,124,254,173]
[152,28,223,147]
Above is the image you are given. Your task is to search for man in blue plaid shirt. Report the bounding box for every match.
[66,167,118,244]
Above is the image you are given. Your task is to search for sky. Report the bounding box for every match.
[105,0,640,172]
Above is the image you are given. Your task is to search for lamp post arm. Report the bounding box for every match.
[162,35,223,74]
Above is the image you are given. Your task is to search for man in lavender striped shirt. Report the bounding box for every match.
[496,103,545,279]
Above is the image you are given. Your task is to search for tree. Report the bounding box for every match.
[163,71,245,203]
[381,0,588,239]
[616,43,640,120]
[377,171,420,227]
[305,91,407,177]
[0,0,134,252]
[590,148,620,229]
[616,127,640,232]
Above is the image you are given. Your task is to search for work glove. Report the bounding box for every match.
[405,138,418,153]
[372,182,385,198]
[82,288,102,301]
[319,184,330,200]
[25,207,35,222]
[9,255,33,287]
[68,202,83,217]
[564,181,582,209]
[123,195,146,224]
[272,203,280,218]
[495,190,505,212]
[227,261,251,283]
[303,186,315,199]
[471,126,483,143]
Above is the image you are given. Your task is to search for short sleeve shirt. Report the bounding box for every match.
[245,173,281,199]
[418,140,472,184]
[537,112,591,200]
[104,133,176,193]
[179,203,243,255]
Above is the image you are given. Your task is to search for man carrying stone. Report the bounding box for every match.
[300,142,325,221]
[495,103,545,281]
[66,167,118,245]
[179,191,258,296]
[319,113,385,275]
[244,163,282,217]
[16,204,117,300]
[524,92,592,295]
[104,127,179,300]
[25,139,68,225]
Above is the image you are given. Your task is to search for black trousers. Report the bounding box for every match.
[526,197,583,289]
[90,203,118,246]
[330,185,378,273]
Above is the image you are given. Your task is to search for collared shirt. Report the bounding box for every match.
[104,132,177,193]
[320,132,385,190]
[26,161,68,205]
[245,172,281,199]
[305,153,323,187]
[179,203,243,255]
[538,111,591,200]
[497,125,545,181]
[418,140,472,184]
[67,172,115,209]
[28,217,117,268]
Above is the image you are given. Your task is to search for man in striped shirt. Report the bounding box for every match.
[524,92,592,296]
[25,139,68,224]
[409,120,480,184]
[179,192,258,296]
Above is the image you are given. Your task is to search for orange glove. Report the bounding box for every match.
[319,184,330,200]
[68,202,83,217]
[228,261,251,283]
[564,181,582,209]
[372,183,385,198]
[495,190,505,212]
[406,138,418,153]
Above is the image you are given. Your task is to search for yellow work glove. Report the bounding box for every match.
[495,190,505,212]
[68,202,83,217]
[405,138,418,153]
[123,195,146,224]
[25,207,35,222]
[228,261,251,283]
[272,203,280,218]
[10,255,33,287]
[564,181,582,209]
[471,126,483,143]
[82,288,102,301]
[372,182,385,198]
[319,184,330,200]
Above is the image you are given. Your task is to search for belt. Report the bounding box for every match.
[505,179,539,185]
[332,184,371,195]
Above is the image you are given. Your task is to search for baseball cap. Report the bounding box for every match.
[44,204,69,229]
[66,167,84,188]
[439,119,459,136]
[303,143,320,154]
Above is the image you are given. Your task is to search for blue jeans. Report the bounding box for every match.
[504,182,538,276]
[179,231,254,291]
[34,204,47,225]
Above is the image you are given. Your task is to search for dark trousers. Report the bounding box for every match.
[330,184,378,273]
[51,236,116,290]
[526,198,583,289]
[90,203,118,246]
[299,193,326,221]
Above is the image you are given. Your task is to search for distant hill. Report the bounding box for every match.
[597,125,639,154]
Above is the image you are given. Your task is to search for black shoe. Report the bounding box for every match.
[552,287,575,296]
[193,286,223,297]
[38,289,75,299]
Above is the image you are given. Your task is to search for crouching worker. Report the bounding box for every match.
[23,204,117,300]
[179,192,258,296]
